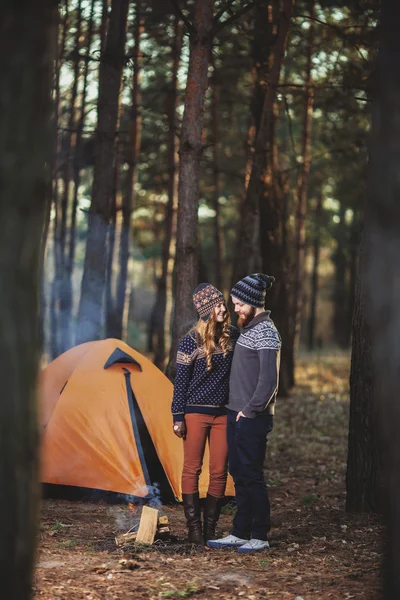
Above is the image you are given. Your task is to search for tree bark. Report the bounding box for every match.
[211,67,222,290]
[0,1,56,597]
[63,0,97,347]
[307,192,323,350]
[233,0,293,285]
[292,0,315,368]
[114,0,143,340]
[346,242,380,514]
[105,137,121,337]
[76,0,130,344]
[166,0,215,379]
[58,0,82,354]
[151,16,183,369]
[363,1,400,595]
[244,0,293,395]
[332,202,349,348]
[50,0,69,359]
[347,211,360,347]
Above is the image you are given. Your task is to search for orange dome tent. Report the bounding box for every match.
[39,339,234,503]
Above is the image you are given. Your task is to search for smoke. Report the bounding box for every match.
[112,482,163,533]
[117,482,162,509]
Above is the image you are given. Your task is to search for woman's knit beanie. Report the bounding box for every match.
[193,283,225,322]
[230,273,275,308]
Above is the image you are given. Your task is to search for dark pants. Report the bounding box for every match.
[227,409,273,541]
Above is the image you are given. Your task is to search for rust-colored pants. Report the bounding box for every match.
[182,413,228,498]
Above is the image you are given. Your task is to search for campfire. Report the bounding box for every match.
[115,506,170,547]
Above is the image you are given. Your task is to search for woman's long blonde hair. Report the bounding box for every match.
[192,306,232,371]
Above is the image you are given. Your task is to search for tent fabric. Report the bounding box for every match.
[39,339,234,502]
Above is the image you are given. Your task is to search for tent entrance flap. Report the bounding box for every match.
[123,369,174,503]
[104,348,142,371]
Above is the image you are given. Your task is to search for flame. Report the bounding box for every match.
[128,503,135,511]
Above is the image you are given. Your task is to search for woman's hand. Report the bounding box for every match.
[173,421,187,439]
[236,411,245,422]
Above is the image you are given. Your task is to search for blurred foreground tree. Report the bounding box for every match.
[363,0,400,596]
[0,1,56,597]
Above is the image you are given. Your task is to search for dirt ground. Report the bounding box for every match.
[34,354,383,600]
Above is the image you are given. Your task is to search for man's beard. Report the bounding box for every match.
[237,307,256,328]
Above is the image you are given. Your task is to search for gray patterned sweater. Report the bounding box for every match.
[227,311,281,418]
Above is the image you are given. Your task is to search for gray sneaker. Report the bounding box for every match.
[207,534,248,548]
[237,539,270,553]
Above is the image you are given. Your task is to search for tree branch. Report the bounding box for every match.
[213,0,236,26]
[212,0,257,35]
[295,13,370,66]
[167,0,194,35]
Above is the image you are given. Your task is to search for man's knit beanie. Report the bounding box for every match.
[193,283,225,322]
[230,273,275,308]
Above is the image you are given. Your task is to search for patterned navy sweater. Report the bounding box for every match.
[171,326,239,423]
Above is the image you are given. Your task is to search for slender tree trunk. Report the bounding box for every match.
[63,0,97,347]
[291,0,315,380]
[347,211,360,347]
[266,165,293,397]
[307,192,323,350]
[105,136,121,337]
[113,0,143,340]
[151,16,183,369]
[0,2,56,597]
[76,0,130,344]
[60,0,82,266]
[101,0,110,53]
[58,0,82,354]
[346,242,380,515]
[363,2,400,595]
[50,0,69,359]
[332,202,349,348]
[250,0,293,397]
[166,0,215,379]
[233,0,293,285]
[211,69,222,289]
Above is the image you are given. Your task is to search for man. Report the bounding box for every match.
[208,273,281,553]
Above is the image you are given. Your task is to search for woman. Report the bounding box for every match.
[171,283,239,544]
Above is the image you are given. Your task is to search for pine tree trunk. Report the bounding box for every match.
[105,139,120,337]
[307,192,323,350]
[166,0,215,379]
[64,0,97,347]
[362,2,400,594]
[233,0,293,285]
[101,0,110,53]
[211,69,222,290]
[346,243,380,514]
[114,0,142,340]
[332,203,348,348]
[291,0,314,379]
[151,16,183,369]
[252,0,293,397]
[58,0,82,354]
[0,2,56,597]
[76,0,130,344]
[50,0,69,359]
[347,213,360,347]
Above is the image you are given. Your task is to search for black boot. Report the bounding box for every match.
[182,493,203,545]
[203,494,221,543]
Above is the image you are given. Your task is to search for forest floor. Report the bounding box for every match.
[34,353,383,600]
